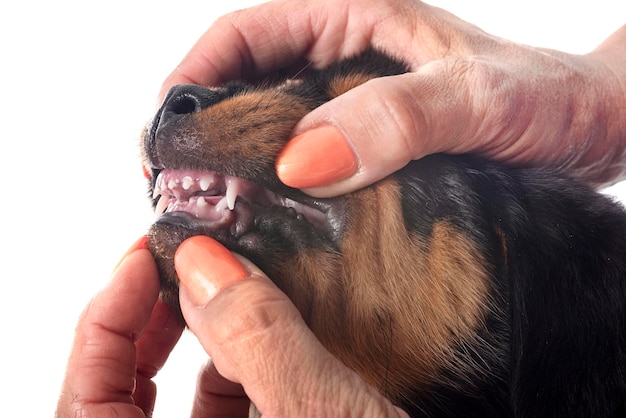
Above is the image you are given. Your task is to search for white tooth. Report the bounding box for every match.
[199,176,212,191]
[152,173,163,198]
[182,176,194,190]
[168,179,177,189]
[173,189,184,201]
[197,196,207,207]
[215,196,229,212]
[155,196,170,216]
[226,178,239,210]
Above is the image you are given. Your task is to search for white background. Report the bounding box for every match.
[1,1,624,416]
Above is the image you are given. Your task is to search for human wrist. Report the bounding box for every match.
[586,25,626,185]
[590,25,626,92]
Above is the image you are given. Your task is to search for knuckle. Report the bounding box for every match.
[212,279,299,352]
[365,76,427,160]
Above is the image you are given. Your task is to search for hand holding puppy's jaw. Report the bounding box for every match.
[174,236,409,418]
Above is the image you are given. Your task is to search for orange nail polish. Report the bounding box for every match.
[113,235,149,273]
[174,236,247,305]
[276,126,357,188]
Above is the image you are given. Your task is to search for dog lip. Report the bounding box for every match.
[150,168,343,241]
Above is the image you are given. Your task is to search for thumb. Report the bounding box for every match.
[276,59,495,197]
[174,236,407,417]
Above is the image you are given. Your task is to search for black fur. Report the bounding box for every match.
[396,156,626,416]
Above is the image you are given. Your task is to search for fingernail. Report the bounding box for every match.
[174,236,248,305]
[276,126,357,188]
[142,164,151,179]
[113,235,149,273]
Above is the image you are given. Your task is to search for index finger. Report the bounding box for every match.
[158,0,362,102]
[57,247,166,417]
[191,361,249,418]
[134,299,185,414]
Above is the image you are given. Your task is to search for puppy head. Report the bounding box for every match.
[141,50,493,408]
[141,50,408,318]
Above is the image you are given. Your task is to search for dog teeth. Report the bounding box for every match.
[215,196,229,212]
[225,178,239,211]
[147,168,329,231]
[199,176,212,191]
[153,172,164,199]
[149,170,257,217]
[155,196,170,216]
[182,176,194,190]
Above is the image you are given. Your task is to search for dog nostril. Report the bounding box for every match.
[168,94,201,115]
[147,84,224,164]
[162,84,221,116]
[149,84,224,144]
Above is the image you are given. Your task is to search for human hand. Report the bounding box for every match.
[160,0,626,195]
[174,235,409,417]
[55,237,185,418]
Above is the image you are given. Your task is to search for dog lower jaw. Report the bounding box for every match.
[148,200,340,323]
[153,202,296,243]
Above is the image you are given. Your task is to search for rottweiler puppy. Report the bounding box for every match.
[141,49,626,417]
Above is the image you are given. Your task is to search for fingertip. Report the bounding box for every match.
[174,236,248,306]
[112,235,150,274]
[276,126,358,189]
[286,75,431,196]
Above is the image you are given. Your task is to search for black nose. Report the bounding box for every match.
[146,85,224,168]
[156,84,222,129]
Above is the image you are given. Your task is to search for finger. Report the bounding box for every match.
[178,272,356,417]
[57,242,160,417]
[133,299,185,414]
[278,58,512,197]
[159,0,334,101]
[159,0,388,102]
[191,361,249,418]
[175,236,406,417]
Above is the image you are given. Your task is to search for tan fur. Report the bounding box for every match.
[170,91,316,174]
[494,225,509,272]
[269,179,492,405]
[326,73,376,98]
